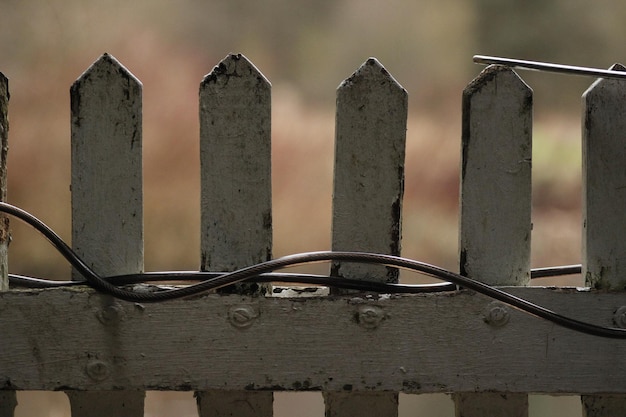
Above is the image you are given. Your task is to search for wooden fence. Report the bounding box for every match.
[1,53,626,417]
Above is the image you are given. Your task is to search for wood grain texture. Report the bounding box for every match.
[459,64,532,286]
[196,390,273,417]
[70,53,143,279]
[582,394,626,417]
[453,392,527,417]
[66,391,145,417]
[69,53,144,417]
[582,63,626,291]
[3,53,626,417]
[199,53,272,279]
[198,53,273,415]
[331,57,407,285]
[458,64,532,416]
[0,73,8,292]
[0,392,16,417]
[328,58,407,417]
[323,392,398,417]
[581,64,626,417]
[1,287,625,394]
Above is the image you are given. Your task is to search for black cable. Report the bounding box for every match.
[8,272,457,293]
[0,202,145,299]
[531,264,582,278]
[474,55,626,81]
[0,201,624,339]
[10,263,582,288]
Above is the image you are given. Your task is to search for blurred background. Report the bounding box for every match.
[3,0,626,415]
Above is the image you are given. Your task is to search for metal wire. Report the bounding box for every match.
[9,262,580,288]
[1,201,624,339]
[8,271,458,293]
[474,55,626,80]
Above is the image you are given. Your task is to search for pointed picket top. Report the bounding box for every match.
[331,58,407,287]
[69,52,145,416]
[329,57,406,417]
[201,53,270,90]
[455,63,532,417]
[197,52,273,416]
[463,64,530,96]
[583,62,626,98]
[338,57,405,94]
[582,63,626,290]
[199,53,272,285]
[73,53,139,81]
[583,63,626,417]
[72,53,141,96]
[70,52,143,279]
[459,64,532,287]
[0,72,8,292]
[71,53,142,139]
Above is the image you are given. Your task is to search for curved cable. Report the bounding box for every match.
[9,271,457,293]
[11,263,582,288]
[1,201,624,339]
[531,264,582,278]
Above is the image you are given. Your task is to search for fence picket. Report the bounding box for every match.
[325,58,407,417]
[0,73,8,293]
[196,54,273,417]
[196,391,273,417]
[68,53,145,417]
[199,53,272,292]
[455,65,532,417]
[70,53,143,278]
[330,57,407,285]
[4,53,626,417]
[581,63,626,416]
[65,392,144,417]
[0,392,17,417]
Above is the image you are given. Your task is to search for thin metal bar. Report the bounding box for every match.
[473,55,626,80]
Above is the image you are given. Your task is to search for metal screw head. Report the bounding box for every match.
[483,302,510,327]
[614,306,626,328]
[357,305,384,329]
[228,305,259,328]
[96,303,125,325]
[85,360,110,382]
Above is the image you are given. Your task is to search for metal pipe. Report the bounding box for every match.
[473,55,626,80]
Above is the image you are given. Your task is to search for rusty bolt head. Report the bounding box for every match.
[483,302,510,327]
[357,305,384,329]
[96,303,125,325]
[85,360,110,382]
[228,305,258,328]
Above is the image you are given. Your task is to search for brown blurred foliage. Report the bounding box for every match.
[5,1,626,416]
[2,0,625,280]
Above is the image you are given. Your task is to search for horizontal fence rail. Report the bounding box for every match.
[1,54,626,417]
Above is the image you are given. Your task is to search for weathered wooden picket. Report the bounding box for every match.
[1,53,626,417]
